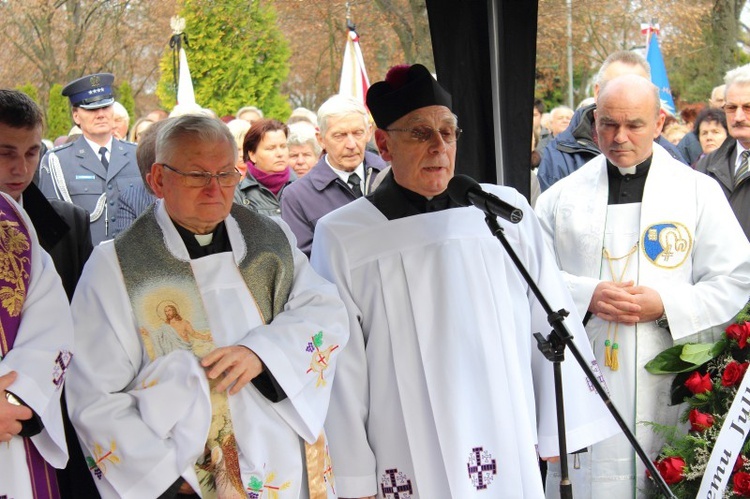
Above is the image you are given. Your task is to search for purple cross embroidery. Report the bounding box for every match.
[53,350,73,388]
[380,468,413,499]
[467,446,497,490]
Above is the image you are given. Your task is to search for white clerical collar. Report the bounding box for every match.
[84,136,113,157]
[736,140,750,173]
[194,233,214,246]
[615,165,637,175]
[325,155,365,184]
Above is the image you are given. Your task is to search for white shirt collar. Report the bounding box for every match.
[84,136,113,157]
[325,155,365,184]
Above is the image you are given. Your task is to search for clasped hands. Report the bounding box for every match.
[589,280,664,325]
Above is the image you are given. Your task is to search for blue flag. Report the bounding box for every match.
[646,33,675,114]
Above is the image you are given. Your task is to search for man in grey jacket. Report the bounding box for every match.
[696,63,750,241]
[281,95,385,256]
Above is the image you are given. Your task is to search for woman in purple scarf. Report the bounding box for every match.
[234,119,296,216]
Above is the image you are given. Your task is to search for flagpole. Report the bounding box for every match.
[338,4,370,108]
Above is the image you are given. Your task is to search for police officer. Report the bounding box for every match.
[38,73,141,244]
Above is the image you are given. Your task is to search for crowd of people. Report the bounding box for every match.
[2,52,750,499]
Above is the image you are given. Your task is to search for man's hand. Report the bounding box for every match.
[201,346,263,395]
[0,371,33,442]
[177,481,195,495]
[628,285,665,322]
[589,281,641,325]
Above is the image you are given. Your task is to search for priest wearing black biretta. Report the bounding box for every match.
[309,64,619,498]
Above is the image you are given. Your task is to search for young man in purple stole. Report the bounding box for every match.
[0,190,74,498]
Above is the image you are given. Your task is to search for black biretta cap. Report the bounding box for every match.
[366,64,452,129]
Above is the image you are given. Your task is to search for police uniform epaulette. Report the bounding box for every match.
[50,142,74,153]
[115,138,137,146]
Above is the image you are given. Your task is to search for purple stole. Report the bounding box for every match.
[0,195,60,499]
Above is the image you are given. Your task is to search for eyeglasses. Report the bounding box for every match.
[385,125,462,143]
[723,103,750,116]
[160,163,242,188]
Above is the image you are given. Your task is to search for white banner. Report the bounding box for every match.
[697,369,750,498]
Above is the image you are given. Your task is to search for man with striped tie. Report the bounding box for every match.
[697,63,750,241]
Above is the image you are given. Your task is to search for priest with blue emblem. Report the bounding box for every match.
[536,74,750,497]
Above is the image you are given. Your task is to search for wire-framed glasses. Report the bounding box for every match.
[160,163,242,188]
[385,125,462,143]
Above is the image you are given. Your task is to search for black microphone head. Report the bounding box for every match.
[447,174,480,207]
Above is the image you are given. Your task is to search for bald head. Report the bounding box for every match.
[594,74,665,168]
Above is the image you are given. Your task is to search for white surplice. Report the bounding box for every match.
[535,143,750,498]
[310,186,621,499]
[66,200,349,498]
[0,192,73,499]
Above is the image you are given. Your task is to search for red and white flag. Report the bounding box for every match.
[339,26,370,107]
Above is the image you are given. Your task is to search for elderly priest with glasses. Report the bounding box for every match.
[65,115,349,498]
[310,63,620,499]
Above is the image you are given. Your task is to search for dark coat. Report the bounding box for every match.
[21,183,98,498]
[37,135,141,245]
[23,183,93,299]
[280,151,386,256]
[538,103,688,191]
[695,137,750,241]
[234,170,296,218]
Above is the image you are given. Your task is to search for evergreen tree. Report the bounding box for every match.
[15,83,39,104]
[157,0,292,119]
[116,81,136,123]
[47,84,72,142]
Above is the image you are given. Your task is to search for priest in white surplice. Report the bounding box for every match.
[310,63,621,499]
[0,191,73,499]
[536,74,750,498]
[66,115,349,498]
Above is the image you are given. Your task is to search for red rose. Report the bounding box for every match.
[734,471,750,496]
[688,409,715,432]
[727,323,750,349]
[685,371,713,394]
[655,456,685,485]
[736,455,747,473]
[722,361,750,387]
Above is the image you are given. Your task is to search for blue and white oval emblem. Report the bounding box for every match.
[641,222,692,268]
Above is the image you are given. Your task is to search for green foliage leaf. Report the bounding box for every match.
[645,344,697,374]
[680,342,718,366]
[47,84,72,141]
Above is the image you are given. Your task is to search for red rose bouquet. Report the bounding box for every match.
[645,304,750,498]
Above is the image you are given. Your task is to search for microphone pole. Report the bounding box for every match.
[481,213,676,499]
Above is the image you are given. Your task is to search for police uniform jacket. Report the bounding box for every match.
[38,135,141,245]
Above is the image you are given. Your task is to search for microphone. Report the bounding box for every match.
[447,174,523,224]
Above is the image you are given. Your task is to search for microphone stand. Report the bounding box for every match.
[482,214,676,499]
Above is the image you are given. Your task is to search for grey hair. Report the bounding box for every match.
[155,114,237,165]
[287,122,322,156]
[317,94,368,136]
[549,105,573,119]
[725,64,750,90]
[236,105,264,119]
[595,50,651,86]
